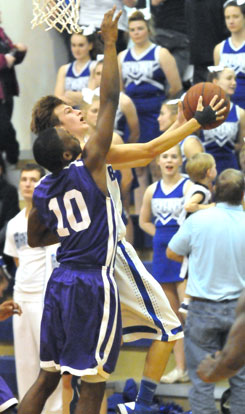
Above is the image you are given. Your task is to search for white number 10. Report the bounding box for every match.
[48,189,91,237]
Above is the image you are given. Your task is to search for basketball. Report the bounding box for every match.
[182,82,230,130]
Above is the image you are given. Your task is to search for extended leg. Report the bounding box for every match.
[74,381,106,414]
[18,369,61,414]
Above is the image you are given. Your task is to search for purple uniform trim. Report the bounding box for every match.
[0,376,18,412]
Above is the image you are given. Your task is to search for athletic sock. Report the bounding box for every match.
[136,377,158,407]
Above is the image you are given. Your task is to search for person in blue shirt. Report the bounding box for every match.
[167,168,245,414]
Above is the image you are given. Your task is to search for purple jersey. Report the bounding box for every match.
[33,160,117,268]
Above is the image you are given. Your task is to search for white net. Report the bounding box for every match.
[31,0,82,34]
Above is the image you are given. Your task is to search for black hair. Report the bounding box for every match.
[224,1,245,15]
[33,128,65,173]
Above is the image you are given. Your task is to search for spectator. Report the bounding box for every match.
[214,1,245,109]
[151,0,190,82]
[78,0,137,53]
[178,152,217,315]
[118,10,182,211]
[197,288,245,383]
[0,299,22,414]
[185,0,228,84]
[0,152,19,291]
[201,66,245,174]
[0,10,27,164]
[4,163,62,414]
[88,58,140,143]
[139,145,193,384]
[167,168,245,414]
[54,30,98,107]
[157,99,203,176]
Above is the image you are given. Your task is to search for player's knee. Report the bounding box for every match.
[82,373,107,383]
[38,368,61,392]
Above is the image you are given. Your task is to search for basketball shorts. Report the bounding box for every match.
[40,264,122,380]
[115,239,184,342]
[0,376,18,412]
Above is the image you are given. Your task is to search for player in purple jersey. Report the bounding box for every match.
[18,7,122,414]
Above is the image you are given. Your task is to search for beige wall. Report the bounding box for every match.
[0,0,68,157]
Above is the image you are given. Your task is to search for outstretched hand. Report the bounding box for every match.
[0,300,22,321]
[196,95,227,120]
[194,95,227,127]
[100,6,123,43]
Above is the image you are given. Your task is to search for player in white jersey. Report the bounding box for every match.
[30,85,226,413]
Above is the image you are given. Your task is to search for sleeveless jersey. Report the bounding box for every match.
[151,176,189,228]
[219,38,245,108]
[33,160,117,268]
[106,164,126,242]
[65,60,93,92]
[121,44,166,100]
[200,103,240,154]
[114,93,126,139]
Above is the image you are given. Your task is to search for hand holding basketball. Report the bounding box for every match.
[183,82,230,130]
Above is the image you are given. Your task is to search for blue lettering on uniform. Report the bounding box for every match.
[107,165,116,181]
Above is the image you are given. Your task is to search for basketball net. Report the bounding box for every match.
[31,0,82,34]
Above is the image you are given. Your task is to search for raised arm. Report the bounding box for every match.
[83,7,121,182]
[197,290,245,382]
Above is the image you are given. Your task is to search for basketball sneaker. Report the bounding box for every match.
[117,401,159,414]
[160,367,189,384]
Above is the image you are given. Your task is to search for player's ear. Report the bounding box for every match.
[63,151,73,161]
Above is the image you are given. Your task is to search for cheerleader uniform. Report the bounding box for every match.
[200,103,240,174]
[151,175,189,283]
[219,38,245,109]
[120,44,166,143]
[65,60,93,92]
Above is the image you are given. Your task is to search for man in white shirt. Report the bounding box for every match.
[4,163,61,414]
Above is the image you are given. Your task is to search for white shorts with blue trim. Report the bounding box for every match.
[115,238,184,343]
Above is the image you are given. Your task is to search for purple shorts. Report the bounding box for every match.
[0,376,18,411]
[40,264,121,379]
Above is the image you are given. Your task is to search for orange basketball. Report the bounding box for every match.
[182,82,230,130]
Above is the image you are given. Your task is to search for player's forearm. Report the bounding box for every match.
[144,118,201,159]
[106,119,201,165]
[100,40,119,107]
[198,352,243,383]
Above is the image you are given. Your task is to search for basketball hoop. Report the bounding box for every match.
[31,0,82,34]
